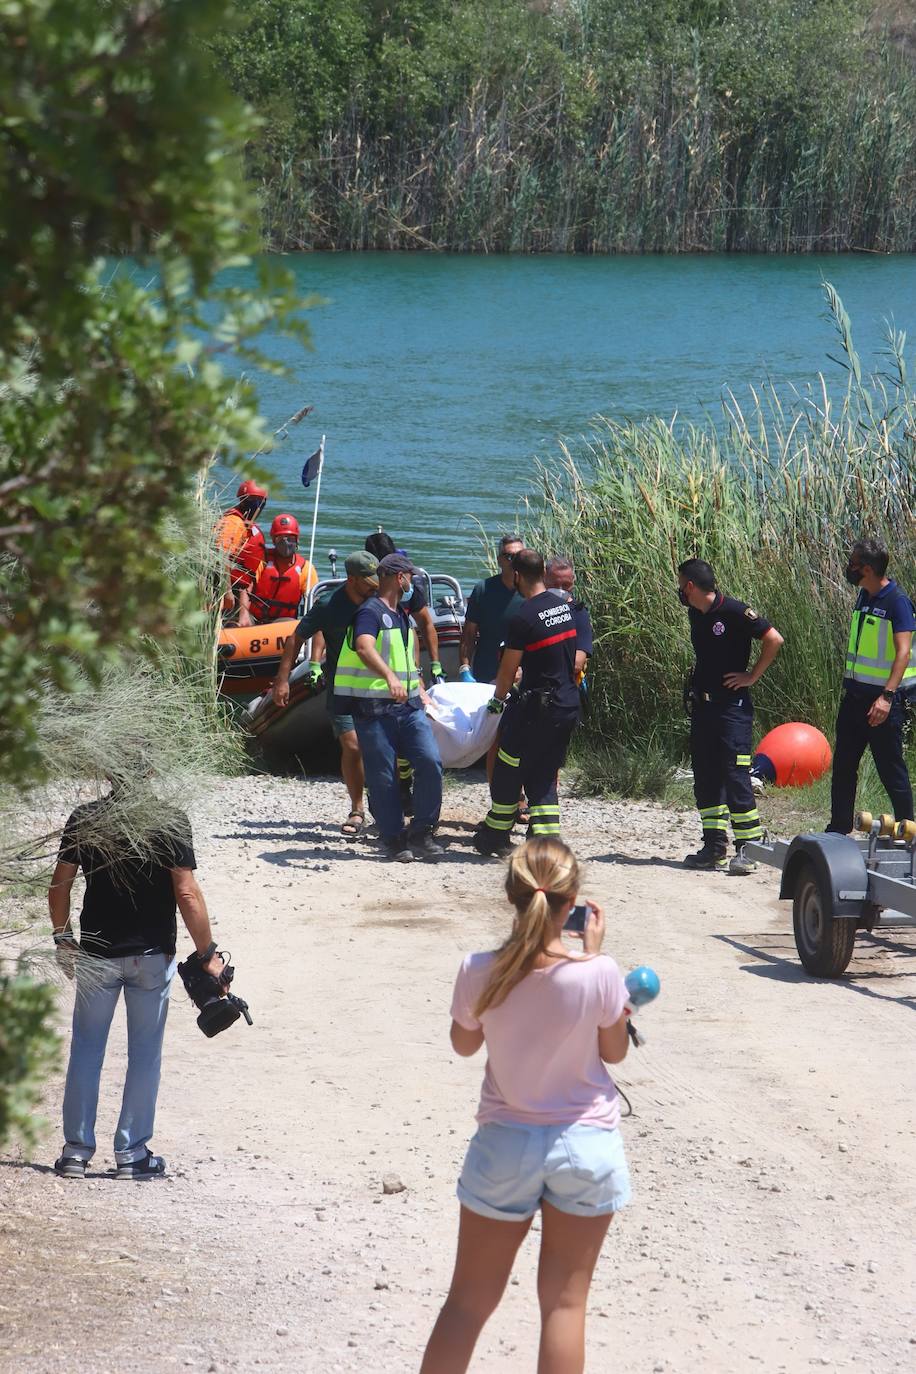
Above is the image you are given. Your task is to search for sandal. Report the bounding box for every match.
[517,805,531,828]
[341,810,365,838]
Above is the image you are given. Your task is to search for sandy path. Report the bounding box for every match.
[2,774,915,1374]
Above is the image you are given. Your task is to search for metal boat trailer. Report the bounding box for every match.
[744,811,916,978]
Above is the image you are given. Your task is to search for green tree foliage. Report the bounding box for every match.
[0,974,57,1146]
[212,0,916,251]
[0,0,306,1147]
[0,0,308,781]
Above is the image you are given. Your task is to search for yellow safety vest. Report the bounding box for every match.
[845,603,916,688]
[334,611,420,702]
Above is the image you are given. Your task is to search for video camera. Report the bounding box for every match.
[177,942,253,1038]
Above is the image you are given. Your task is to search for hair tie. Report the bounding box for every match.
[535,887,547,894]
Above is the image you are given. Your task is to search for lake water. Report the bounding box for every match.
[230,253,916,584]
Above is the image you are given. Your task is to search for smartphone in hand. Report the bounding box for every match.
[563,904,588,934]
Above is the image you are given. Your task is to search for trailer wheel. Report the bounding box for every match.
[792,860,857,978]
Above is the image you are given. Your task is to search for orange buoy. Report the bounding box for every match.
[754,723,832,788]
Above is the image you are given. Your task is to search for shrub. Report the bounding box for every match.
[522,285,916,788]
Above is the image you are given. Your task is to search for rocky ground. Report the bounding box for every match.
[2,773,915,1373]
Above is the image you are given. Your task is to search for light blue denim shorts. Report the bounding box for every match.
[457,1121,631,1222]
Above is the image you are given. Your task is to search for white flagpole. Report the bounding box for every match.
[306,434,325,588]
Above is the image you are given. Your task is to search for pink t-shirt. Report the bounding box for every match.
[450,951,628,1131]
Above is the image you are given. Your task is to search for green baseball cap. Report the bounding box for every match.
[344,550,379,584]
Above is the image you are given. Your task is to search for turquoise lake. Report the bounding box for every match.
[231,253,916,584]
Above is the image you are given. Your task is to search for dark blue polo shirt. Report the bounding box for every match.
[347,596,419,717]
[688,593,771,697]
[846,579,916,699]
[465,575,524,683]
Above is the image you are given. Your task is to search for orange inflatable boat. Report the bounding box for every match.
[217,619,299,699]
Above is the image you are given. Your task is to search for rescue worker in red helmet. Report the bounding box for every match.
[238,513,318,626]
[215,480,268,614]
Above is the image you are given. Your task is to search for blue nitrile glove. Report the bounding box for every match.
[486,696,506,715]
[458,665,476,684]
[430,660,445,685]
[307,661,323,686]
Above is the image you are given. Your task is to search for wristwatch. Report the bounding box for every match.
[880,689,895,702]
[53,931,77,945]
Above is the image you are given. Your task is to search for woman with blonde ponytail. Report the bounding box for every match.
[420,838,631,1374]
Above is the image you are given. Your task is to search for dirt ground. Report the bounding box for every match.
[2,774,915,1374]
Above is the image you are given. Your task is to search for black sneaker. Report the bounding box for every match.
[472,827,513,857]
[683,845,728,872]
[383,840,414,863]
[54,1155,87,1179]
[410,831,445,861]
[116,1149,166,1180]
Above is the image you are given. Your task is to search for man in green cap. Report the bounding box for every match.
[272,550,380,835]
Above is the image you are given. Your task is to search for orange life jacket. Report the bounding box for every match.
[216,510,266,590]
[231,524,265,588]
[250,554,317,623]
[216,508,248,558]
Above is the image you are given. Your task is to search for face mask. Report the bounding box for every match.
[399,579,412,604]
[845,563,863,586]
[275,536,297,559]
[239,499,263,521]
[677,587,689,606]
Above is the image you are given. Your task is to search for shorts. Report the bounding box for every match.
[457,1121,630,1222]
[331,712,356,739]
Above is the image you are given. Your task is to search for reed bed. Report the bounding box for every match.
[253,53,916,253]
[519,287,916,791]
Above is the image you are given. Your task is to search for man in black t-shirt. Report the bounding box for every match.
[48,794,226,1180]
[678,558,784,874]
[459,534,524,684]
[474,549,580,854]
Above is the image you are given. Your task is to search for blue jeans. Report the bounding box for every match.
[61,952,174,1165]
[354,705,443,843]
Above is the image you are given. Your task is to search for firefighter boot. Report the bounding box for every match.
[683,840,728,872]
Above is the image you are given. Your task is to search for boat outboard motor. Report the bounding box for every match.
[177,943,253,1038]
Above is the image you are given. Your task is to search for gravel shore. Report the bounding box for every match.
[2,770,914,1373]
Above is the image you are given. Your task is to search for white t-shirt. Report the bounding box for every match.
[451,951,628,1131]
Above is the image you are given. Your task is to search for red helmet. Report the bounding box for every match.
[237,479,268,501]
[270,513,300,541]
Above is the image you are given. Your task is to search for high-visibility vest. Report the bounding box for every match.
[250,555,316,623]
[845,601,916,688]
[334,609,421,703]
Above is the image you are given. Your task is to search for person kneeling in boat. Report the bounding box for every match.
[271,551,380,837]
[238,513,317,627]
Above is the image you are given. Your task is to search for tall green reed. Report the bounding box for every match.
[520,286,916,784]
[253,47,916,253]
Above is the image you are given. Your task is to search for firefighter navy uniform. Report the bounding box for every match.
[475,591,580,852]
[687,593,769,866]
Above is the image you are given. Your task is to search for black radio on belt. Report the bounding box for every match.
[519,687,553,715]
